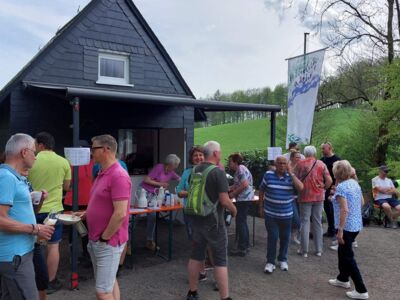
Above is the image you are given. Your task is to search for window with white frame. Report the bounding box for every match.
[96,52,132,86]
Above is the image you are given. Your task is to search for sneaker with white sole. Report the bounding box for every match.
[352,241,358,248]
[297,249,308,258]
[264,263,275,274]
[315,252,322,257]
[330,244,339,251]
[328,278,351,289]
[278,261,288,271]
[346,290,369,299]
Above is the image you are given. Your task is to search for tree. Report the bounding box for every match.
[296,0,400,165]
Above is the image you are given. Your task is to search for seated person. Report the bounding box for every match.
[140,154,181,251]
[372,165,400,228]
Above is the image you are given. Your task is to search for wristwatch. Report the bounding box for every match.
[99,236,109,243]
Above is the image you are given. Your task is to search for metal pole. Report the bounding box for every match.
[70,97,80,290]
[270,111,276,147]
[304,32,314,144]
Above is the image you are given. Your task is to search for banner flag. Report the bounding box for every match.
[286,49,326,148]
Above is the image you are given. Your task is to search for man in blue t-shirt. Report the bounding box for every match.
[0,134,54,300]
[259,156,303,274]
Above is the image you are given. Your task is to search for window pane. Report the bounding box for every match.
[100,57,125,78]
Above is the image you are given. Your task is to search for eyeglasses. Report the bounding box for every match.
[90,146,104,152]
[24,148,36,156]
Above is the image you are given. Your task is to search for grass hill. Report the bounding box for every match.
[194,108,365,161]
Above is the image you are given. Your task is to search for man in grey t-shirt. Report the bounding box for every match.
[186,141,237,300]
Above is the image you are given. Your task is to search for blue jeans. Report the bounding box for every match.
[236,201,250,250]
[291,200,301,229]
[265,216,291,264]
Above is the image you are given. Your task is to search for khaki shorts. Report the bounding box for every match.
[87,241,125,293]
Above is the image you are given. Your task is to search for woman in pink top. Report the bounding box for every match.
[140,154,181,251]
[295,146,332,257]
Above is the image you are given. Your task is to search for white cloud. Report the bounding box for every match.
[0,0,321,98]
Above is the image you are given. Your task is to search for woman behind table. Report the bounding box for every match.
[140,154,181,251]
[228,152,254,257]
[328,160,368,300]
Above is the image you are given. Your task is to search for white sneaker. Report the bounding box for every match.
[346,290,369,299]
[330,244,339,251]
[315,252,322,257]
[297,249,308,258]
[328,278,351,289]
[264,263,275,274]
[278,261,288,271]
[352,241,358,248]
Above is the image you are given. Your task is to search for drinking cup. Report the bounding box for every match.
[31,191,42,205]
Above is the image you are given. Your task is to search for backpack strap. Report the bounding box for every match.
[200,164,221,229]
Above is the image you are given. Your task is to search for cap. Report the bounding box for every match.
[379,165,390,173]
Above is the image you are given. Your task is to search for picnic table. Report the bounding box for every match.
[128,204,183,265]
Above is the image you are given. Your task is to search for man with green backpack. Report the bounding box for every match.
[186,141,237,300]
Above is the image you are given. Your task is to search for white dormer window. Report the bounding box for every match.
[96,52,133,87]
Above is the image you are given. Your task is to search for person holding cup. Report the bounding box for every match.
[140,154,181,251]
[0,133,54,300]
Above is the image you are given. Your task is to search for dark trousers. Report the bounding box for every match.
[324,196,335,234]
[265,216,291,264]
[235,201,250,250]
[337,231,367,293]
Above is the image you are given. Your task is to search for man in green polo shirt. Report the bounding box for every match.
[28,132,71,294]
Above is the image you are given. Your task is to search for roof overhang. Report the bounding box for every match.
[24,82,281,121]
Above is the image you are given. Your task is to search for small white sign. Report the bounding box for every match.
[64,148,90,166]
[267,147,282,161]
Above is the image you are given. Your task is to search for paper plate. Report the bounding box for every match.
[57,214,81,225]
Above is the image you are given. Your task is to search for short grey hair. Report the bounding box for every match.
[5,133,35,156]
[91,134,117,153]
[303,145,317,158]
[164,154,180,166]
[203,141,220,158]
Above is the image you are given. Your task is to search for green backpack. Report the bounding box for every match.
[185,164,218,217]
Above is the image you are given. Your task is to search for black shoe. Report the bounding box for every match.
[46,278,62,295]
[213,281,219,291]
[323,232,335,238]
[198,272,207,282]
[186,290,199,300]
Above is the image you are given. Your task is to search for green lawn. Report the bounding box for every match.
[194,108,365,161]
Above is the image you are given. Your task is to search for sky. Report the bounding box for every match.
[0,0,324,99]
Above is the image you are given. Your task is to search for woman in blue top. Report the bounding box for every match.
[176,145,205,240]
[177,146,210,282]
[227,152,254,257]
[329,160,368,300]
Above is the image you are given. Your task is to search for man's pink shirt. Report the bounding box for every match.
[86,162,132,247]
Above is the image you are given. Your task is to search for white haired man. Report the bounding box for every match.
[259,155,303,273]
[295,145,332,257]
[0,134,54,300]
[186,141,237,300]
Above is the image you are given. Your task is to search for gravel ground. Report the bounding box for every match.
[50,217,400,300]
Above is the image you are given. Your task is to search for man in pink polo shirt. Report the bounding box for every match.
[85,135,131,300]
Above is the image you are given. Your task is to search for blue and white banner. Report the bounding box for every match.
[286,49,325,148]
